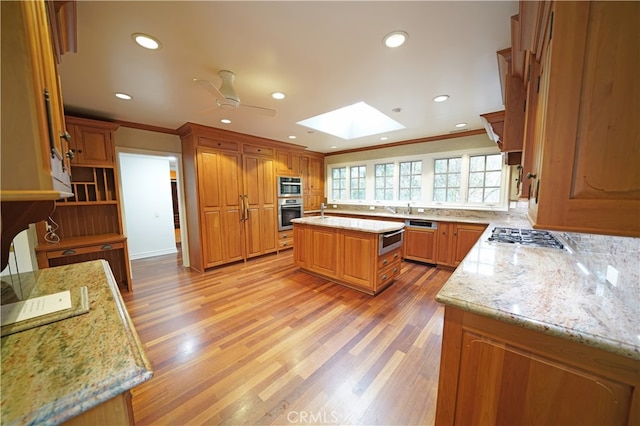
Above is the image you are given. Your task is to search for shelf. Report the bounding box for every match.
[35,233,126,252]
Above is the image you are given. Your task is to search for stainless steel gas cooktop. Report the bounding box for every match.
[488,227,564,249]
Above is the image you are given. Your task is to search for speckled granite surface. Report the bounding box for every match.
[1,260,153,425]
[317,204,640,360]
[292,215,404,233]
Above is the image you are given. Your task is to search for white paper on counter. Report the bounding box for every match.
[1,290,72,326]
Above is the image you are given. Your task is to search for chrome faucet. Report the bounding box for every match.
[320,202,325,218]
[384,205,397,214]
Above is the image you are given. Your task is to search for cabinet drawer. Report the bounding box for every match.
[243,144,274,157]
[278,231,292,240]
[278,239,293,249]
[198,137,239,152]
[378,248,401,268]
[377,262,401,287]
[45,242,124,259]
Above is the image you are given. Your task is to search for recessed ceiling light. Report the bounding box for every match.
[330,146,337,149]
[271,92,286,100]
[221,119,231,124]
[380,136,388,141]
[132,33,161,50]
[433,95,449,103]
[383,31,408,48]
[288,135,297,139]
[455,123,467,128]
[114,93,132,100]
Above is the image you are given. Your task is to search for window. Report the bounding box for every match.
[374,163,394,201]
[331,167,346,200]
[468,154,502,203]
[399,160,422,201]
[433,157,462,202]
[326,148,507,210]
[350,166,366,200]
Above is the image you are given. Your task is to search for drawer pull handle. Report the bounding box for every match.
[283,242,288,246]
[383,259,388,265]
[101,244,113,250]
[393,267,398,273]
[282,234,288,238]
[394,253,399,259]
[382,274,388,281]
[62,249,76,255]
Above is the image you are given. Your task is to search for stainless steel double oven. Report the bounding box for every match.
[277,176,303,231]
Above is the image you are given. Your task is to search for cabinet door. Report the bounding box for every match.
[453,331,632,425]
[403,228,437,263]
[339,230,376,290]
[530,2,640,236]
[68,124,115,166]
[244,155,277,258]
[453,224,485,266]
[436,223,454,267]
[220,152,244,262]
[309,227,338,276]
[308,156,323,192]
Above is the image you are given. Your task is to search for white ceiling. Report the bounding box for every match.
[58,1,518,154]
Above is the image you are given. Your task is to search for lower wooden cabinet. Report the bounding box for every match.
[436,307,640,425]
[278,230,293,250]
[403,227,437,263]
[64,391,134,426]
[437,222,487,268]
[293,223,401,295]
[35,234,132,291]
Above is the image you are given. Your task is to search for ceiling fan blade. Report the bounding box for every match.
[194,78,225,103]
[240,103,277,117]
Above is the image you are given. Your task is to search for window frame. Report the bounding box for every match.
[326,147,509,211]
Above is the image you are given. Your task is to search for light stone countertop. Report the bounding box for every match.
[312,206,640,361]
[1,260,153,425]
[292,215,405,233]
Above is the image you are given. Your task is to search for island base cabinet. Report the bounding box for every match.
[293,223,401,295]
[435,307,639,426]
[64,391,134,426]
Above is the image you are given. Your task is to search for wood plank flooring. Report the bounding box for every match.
[123,249,451,425]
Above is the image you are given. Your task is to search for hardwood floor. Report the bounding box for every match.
[123,249,451,425]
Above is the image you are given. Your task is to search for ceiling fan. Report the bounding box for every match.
[194,70,276,117]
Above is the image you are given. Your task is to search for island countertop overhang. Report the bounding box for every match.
[291,215,404,233]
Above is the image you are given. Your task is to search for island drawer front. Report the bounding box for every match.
[377,261,401,287]
[378,248,402,268]
[46,242,125,259]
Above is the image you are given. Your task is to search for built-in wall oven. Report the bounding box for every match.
[278,197,303,231]
[277,176,302,198]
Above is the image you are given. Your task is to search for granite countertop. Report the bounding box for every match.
[1,260,153,425]
[313,206,640,361]
[292,215,405,233]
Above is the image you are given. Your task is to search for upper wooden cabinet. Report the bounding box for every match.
[1,0,72,201]
[527,1,640,237]
[66,116,117,166]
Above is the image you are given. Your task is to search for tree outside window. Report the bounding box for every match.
[468,154,502,203]
[331,167,346,200]
[374,163,394,201]
[399,160,422,201]
[350,165,366,200]
[433,158,461,202]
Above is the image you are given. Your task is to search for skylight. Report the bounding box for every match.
[297,101,405,140]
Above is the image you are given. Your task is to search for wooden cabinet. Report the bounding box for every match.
[1,0,72,202]
[275,150,301,175]
[34,117,132,291]
[293,222,401,295]
[179,124,284,272]
[403,227,437,264]
[436,306,639,425]
[278,231,294,250]
[524,1,640,237]
[437,222,486,268]
[66,116,116,166]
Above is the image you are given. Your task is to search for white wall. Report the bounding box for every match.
[1,228,37,277]
[119,153,177,260]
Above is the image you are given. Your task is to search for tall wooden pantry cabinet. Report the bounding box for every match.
[34,116,133,291]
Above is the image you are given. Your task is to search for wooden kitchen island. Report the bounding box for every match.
[292,216,404,295]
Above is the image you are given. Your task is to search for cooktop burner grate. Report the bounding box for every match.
[488,227,564,249]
